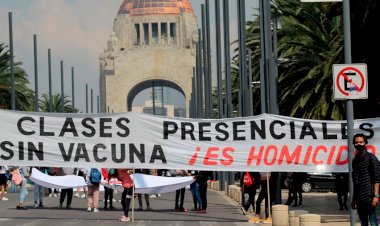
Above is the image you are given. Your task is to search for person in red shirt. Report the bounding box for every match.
[117,169,134,222]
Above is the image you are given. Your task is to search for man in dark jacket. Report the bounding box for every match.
[351,133,380,226]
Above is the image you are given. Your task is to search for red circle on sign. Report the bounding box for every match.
[336,67,365,96]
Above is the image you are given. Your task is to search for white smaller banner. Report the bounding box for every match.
[103,174,195,194]
[30,167,87,189]
[30,168,195,193]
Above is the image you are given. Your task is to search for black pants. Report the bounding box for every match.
[199,181,208,210]
[60,188,73,205]
[138,194,150,208]
[121,187,132,217]
[256,181,269,219]
[175,188,185,209]
[104,187,114,208]
[243,186,257,212]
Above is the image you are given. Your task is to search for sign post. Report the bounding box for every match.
[333,63,368,226]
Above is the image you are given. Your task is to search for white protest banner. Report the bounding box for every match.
[0,110,377,173]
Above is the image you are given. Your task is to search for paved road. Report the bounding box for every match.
[0,187,251,226]
[0,187,379,226]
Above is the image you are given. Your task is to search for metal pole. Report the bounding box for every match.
[193,68,198,117]
[85,84,88,113]
[205,0,213,118]
[48,49,53,112]
[342,0,355,224]
[201,4,210,118]
[71,67,75,110]
[97,95,99,113]
[91,89,93,113]
[223,0,232,118]
[259,0,268,113]
[61,60,64,113]
[215,0,223,119]
[33,35,39,112]
[248,49,253,115]
[8,12,15,110]
[196,30,203,118]
[237,0,248,117]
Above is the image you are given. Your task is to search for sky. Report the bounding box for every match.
[0,0,259,113]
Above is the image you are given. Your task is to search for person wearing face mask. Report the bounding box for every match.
[351,133,380,226]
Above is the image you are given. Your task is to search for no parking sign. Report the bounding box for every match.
[333,64,368,100]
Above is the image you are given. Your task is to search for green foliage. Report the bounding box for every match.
[39,93,78,113]
[0,43,34,111]
[233,0,346,120]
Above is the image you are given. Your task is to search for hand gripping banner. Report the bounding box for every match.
[0,110,378,173]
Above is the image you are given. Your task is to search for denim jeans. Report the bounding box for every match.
[33,183,44,204]
[357,203,378,226]
[19,178,28,203]
[190,182,202,209]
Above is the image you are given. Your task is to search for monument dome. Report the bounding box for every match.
[118,0,194,16]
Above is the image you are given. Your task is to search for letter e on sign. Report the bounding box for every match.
[333,64,368,100]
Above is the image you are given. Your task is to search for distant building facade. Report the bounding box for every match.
[99,0,198,117]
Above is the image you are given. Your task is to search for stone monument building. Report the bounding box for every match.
[99,0,198,117]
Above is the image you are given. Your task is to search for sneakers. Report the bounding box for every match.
[81,194,86,198]
[39,203,44,208]
[137,207,143,211]
[74,193,80,198]
[262,218,272,224]
[93,208,100,213]
[197,209,207,214]
[146,206,153,211]
[248,217,260,223]
[87,207,92,212]
[53,194,58,197]
[119,216,130,222]
[58,203,63,209]
[34,203,39,208]
[66,205,71,209]
[1,197,9,201]
[49,194,53,197]
[150,195,157,198]
[241,206,247,215]
[179,207,188,212]
[157,194,161,197]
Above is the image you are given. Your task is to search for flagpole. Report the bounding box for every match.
[131,168,135,222]
[266,173,271,220]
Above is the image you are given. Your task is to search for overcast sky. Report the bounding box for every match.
[0,0,259,113]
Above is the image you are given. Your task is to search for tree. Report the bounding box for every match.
[235,0,345,119]
[0,43,34,111]
[39,93,78,113]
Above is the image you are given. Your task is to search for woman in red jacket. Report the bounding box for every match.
[117,169,134,222]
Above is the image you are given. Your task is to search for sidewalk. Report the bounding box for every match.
[220,189,369,226]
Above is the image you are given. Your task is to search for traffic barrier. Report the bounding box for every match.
[299,214,320,226]
[289,210,309,226]
[272,204,289,226]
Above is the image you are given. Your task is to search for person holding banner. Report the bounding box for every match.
[240,172,260,215]
[10,166,29,210]
[117,168,134,222]
[251,172,272,224]
[86,168,102,213]
[351,134,380,226]
[58,167,76,209]
[135,168,152,211]
[0,165,9,201]
[32,167,46,208]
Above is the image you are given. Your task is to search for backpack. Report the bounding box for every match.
[89,168,101,185]
[243,172,253,187]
